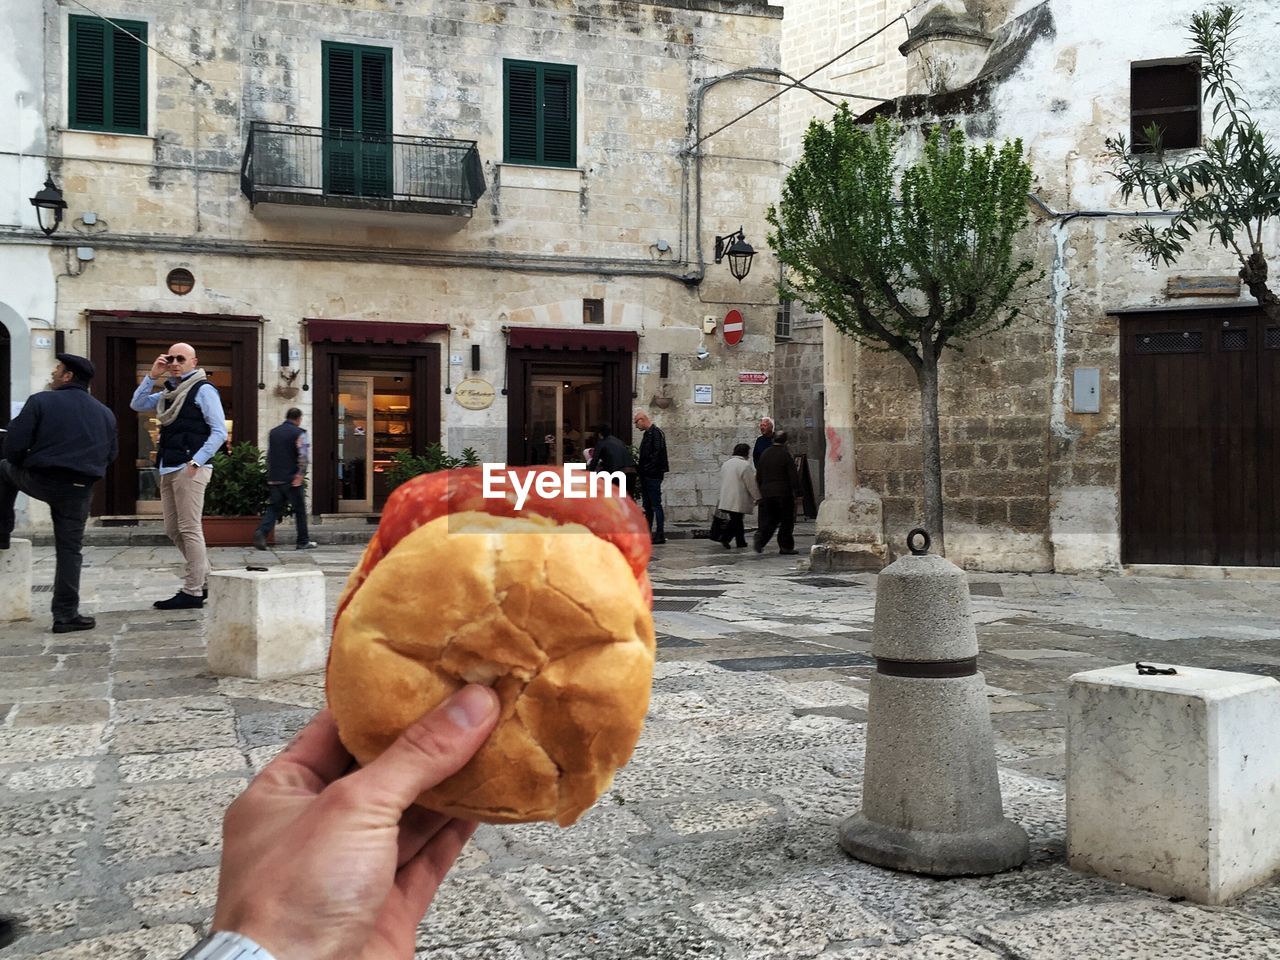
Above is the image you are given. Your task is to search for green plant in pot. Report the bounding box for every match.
[384,444,480,492]
[202,442,273,546]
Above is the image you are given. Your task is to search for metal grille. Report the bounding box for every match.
[31,585,53,593]
[652,599,702,612]
[1221,328,1248,351]
[1266,327,1280,349]
[1135,331,1203,354]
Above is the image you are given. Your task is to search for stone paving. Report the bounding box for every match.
[4,528,1280,957]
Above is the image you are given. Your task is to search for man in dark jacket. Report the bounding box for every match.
[0,354,118,632]
[753,416,775,466]
[254,408,315,551]
[633,410,669,544]
[587,423,633,495]
[754,429,800,555]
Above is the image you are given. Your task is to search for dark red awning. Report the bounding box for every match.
[305,320,449,344]
[90,310,263,323]
[506,327,638,352]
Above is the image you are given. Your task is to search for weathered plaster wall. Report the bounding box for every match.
[30,0,784,523]
[831,0,1280,571]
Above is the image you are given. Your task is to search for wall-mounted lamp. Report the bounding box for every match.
[30,176,67,237]
[278,338,299,386]
[713,226,755,282]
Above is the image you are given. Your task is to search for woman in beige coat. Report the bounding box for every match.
[716,443,761,548]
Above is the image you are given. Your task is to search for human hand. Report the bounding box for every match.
[291,474,304,488]
[212,685,500,960]
[149,355,170,378]
[187,462,201,477]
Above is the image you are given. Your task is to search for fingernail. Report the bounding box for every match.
[446,685,497,729]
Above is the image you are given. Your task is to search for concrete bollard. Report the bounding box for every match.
[839,529,1028,876]
[206,568,327,679]
[0,538,33,622]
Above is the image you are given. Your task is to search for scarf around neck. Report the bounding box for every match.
[154,368,209,427]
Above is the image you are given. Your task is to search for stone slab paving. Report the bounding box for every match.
[4,532,1280,956]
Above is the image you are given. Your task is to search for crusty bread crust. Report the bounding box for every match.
[327,511,656,826]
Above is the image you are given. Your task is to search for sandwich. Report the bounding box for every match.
[326,465,655,826]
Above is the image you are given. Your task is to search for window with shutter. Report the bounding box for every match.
[69,16,147,134]
[504,59,577,168]
[1130,59,1201,152]
[323,42,392,199]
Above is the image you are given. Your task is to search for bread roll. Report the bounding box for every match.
[328,509,656,826]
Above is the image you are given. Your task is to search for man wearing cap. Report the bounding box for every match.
[0,355,117,632]
[131,343,227,610]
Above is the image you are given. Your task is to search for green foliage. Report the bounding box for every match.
[384,444,480,491]
[1106,4,1280,302]
[205,442,271,517]
[766,107,1040,366]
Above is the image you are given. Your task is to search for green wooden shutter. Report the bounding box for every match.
[504,62,539,164]
[69,17,147,134]
[70,18,108,128]
[323,42,392,198]
[111,24,146,133]
[541,66,575,167]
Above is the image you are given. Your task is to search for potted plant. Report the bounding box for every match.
[384,443,480,492]
[202,442,273,546]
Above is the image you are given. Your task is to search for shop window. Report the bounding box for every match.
[1130,59,1201,152]
[69,15,148,135]
[504,59,576,167]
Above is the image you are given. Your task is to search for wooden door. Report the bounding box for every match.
[1121,308,1278,565]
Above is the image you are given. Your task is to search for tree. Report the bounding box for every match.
[1107,4,1280,315]
[767,107,1039,555]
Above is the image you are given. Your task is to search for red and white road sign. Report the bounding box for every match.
[723,309,744,346]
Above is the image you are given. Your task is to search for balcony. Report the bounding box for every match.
[240,122,486,223]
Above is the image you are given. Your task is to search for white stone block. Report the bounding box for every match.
[0,538,33,622]
[206,569,327,679]
[1067,664,1280,904]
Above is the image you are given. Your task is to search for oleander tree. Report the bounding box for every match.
[1107,3,1280,320]
[767,106,1039,555]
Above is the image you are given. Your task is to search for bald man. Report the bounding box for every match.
[131,343,228,609]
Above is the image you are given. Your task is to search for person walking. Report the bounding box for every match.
[716,442,759,549]
[130,343,227,610]
[0,355,117,632]
[254,407,316,551]
[633,410,669,544]
[754,430,800,555]
[753,416,775,466]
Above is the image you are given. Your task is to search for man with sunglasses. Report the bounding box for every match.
[131,343,227,609]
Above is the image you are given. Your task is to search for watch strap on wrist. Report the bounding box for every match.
[181,931,277,960]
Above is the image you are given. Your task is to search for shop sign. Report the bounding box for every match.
[455,378,496,410]
[738,371,769,385]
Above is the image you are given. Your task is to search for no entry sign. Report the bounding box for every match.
[723,309,744,346]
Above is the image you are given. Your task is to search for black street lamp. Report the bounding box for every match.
[714,226,756,282]
[29,176,67,237]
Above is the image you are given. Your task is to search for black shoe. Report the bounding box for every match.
[752,542,764,554]
[153,591,204,610]
[0,538,9,550]
[720,539,732,549]
[296,541,318,550]
[651,536,667,545]
[253,529,268,551]
[779,549,799,556]
[52,615,95,633]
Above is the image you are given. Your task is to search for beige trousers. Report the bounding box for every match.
[160,466,211,596]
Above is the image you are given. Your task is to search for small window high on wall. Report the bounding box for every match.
[504,59,576,167]
[69,15,147,134]
[1130,59,1201,152]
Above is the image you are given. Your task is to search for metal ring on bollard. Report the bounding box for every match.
[907,528,931,556]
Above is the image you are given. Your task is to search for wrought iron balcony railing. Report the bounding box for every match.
[241,121,486,215]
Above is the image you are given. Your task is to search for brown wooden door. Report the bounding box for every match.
[1121,308,1279,565]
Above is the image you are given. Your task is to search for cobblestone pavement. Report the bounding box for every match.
[4,527,1280,957]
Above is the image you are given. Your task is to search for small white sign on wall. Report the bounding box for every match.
[693,384,713,405]
[33,336,51,348]
[637,362,651,374]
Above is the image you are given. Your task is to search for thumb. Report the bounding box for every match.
[350,684,500,814]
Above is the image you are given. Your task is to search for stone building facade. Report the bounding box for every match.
[0,0,783,529]
[814,0,1280,573]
